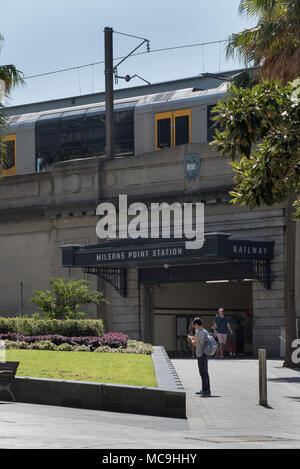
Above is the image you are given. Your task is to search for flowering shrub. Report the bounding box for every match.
[30,340,56,351]
[98,332,128,349]
[56,343,75,352]
[73,345,91,352]
[5,340,29,349]
[2,332,152,354]
[127,340,153,355]
[4,339,152,354]
[0,333,102,347]
[95,346,124,353]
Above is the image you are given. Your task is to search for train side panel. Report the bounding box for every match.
[14,123,36,174]
[6,85,226,174]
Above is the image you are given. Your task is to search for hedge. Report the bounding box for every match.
[0,317,104,337]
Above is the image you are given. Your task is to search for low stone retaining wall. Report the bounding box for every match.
[10,346,186,419]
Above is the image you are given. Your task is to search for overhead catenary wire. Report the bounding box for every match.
[23,39,229,80]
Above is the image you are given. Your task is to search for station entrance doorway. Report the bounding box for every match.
[61,234,273,358]
[138,265,254,358]
[152,279,253,357]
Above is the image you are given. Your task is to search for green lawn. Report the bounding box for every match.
[6,350,157,387]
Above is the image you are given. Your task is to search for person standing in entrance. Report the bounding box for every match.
[212,308,233,359]
[190,317,211,396]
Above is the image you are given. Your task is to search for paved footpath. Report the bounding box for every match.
[0,359,300,449]
[174,358,300,448]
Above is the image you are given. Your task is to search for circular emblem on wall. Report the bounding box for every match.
[184,153,201,181]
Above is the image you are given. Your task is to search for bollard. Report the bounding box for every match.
[258,348,268,406]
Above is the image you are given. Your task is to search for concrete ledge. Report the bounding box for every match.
[152,346,185,391]
[10,346,186,419]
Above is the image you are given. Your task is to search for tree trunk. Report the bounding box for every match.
[283,194,298,368]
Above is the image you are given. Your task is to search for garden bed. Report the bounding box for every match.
[8,347,186,418]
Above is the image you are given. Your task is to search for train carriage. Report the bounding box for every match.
[3,82,227,176]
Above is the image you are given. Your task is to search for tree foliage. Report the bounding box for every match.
[30,278,107,320]
[211,80,300,218]
[0,34,24,176]
[226,0,300,82]
[0,34,24,94]
[218,0,300,368]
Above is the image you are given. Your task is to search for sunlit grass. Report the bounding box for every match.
[6,349,157,387]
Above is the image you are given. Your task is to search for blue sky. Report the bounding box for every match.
[1,0,255,106]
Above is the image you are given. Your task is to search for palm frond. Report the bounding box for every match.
[239,0,285,18]
[228,0,300,83]
[0,65,25,94]
[226,27,262,63]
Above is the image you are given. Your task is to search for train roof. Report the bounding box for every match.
[6,69,242,117]
[8,82,227,129]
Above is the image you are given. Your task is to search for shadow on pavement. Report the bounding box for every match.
[196,395,222,399]
[268,377,300,383]
[285,396,300,402]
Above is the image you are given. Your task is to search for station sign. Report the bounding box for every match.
[61,234,274,268]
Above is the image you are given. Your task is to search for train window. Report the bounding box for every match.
[155,110,190,150]
[114,110,134,157]
[60,110,85,161]
[156,112,172,150]
[174,110,191,146]
[1,134,16,176]
[84,112,106,158]
[35,108,134,171]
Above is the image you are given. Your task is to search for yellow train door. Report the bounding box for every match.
[155,109,191,151]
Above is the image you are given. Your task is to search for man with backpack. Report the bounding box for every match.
[190,317,218,396]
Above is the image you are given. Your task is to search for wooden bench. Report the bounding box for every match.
[0,361,19,402]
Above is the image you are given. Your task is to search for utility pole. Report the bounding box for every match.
[104,27,114,159]
[97,28,114,330]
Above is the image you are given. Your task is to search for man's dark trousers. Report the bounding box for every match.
[197,354,210,392]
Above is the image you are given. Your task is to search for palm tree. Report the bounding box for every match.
[0,33,24,175]
[0,33,24,94]
[225,0,300,367]
[226,0,300,83]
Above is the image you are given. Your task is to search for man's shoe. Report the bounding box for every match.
[203,390,211,396]
[195,390,205,395]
